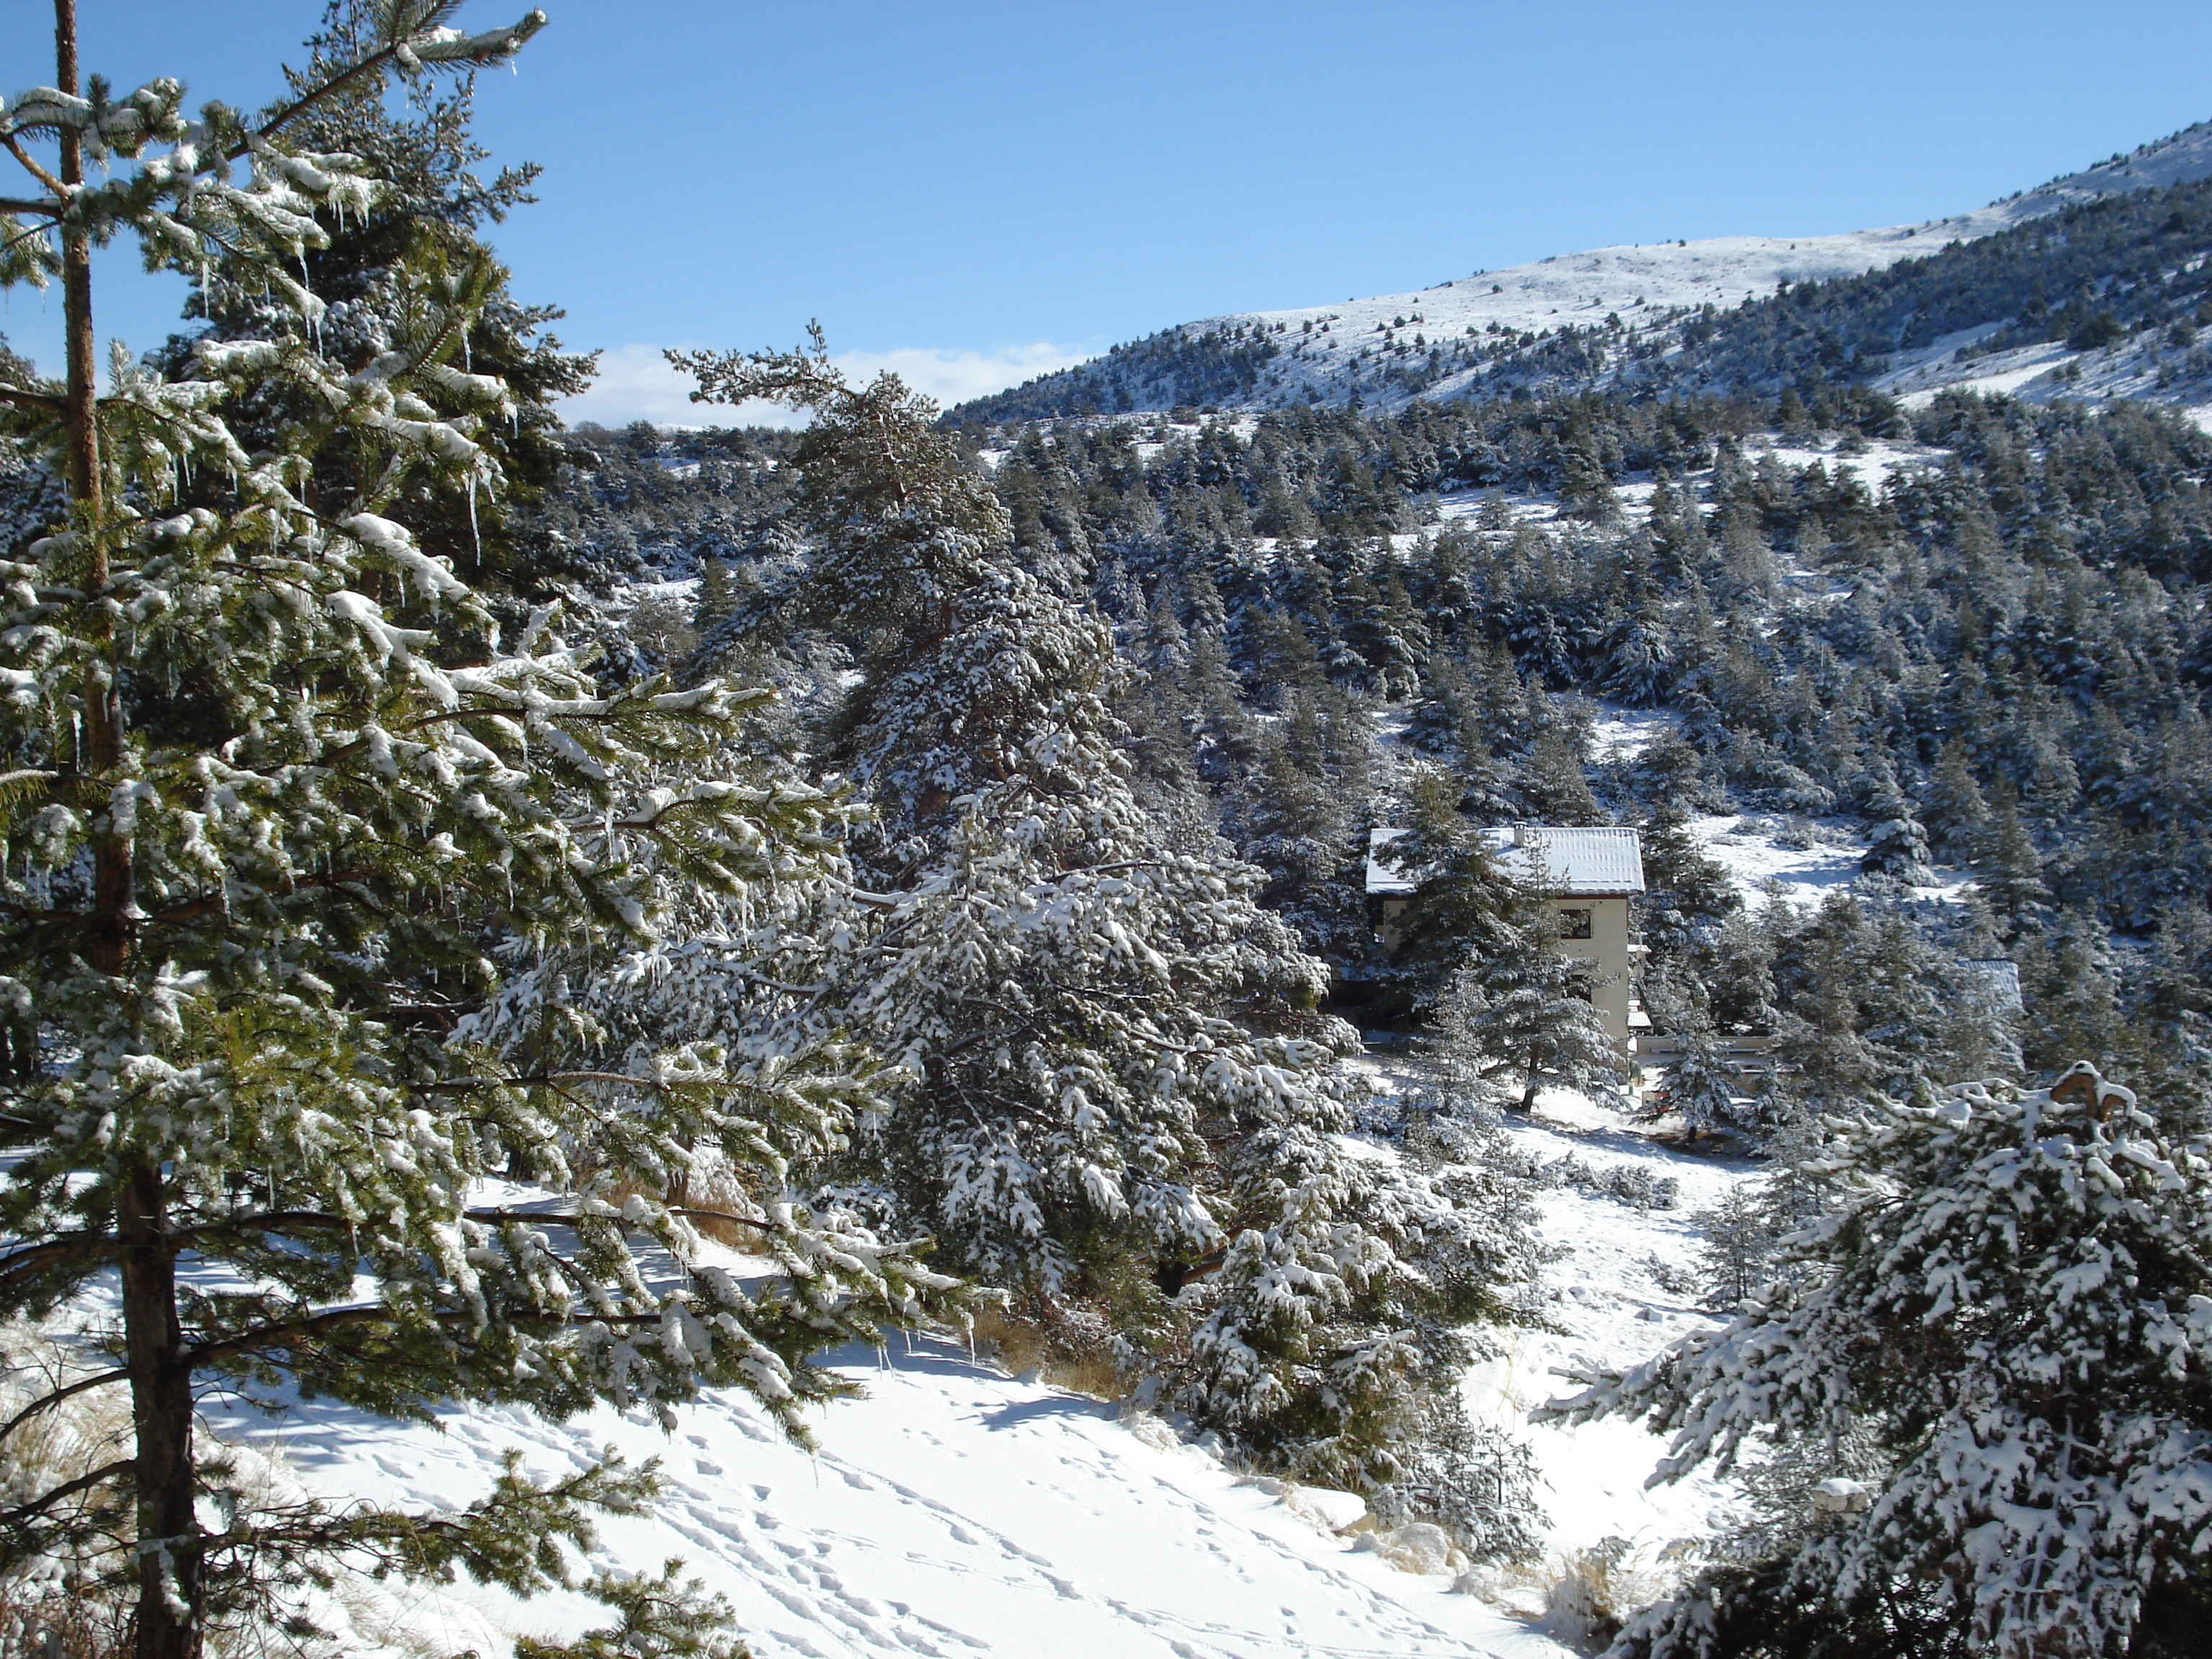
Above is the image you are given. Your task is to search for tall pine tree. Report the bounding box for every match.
[0,13,968,1655]
[670,339,1541,1542]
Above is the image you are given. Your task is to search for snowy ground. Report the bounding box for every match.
[211,1323,1582,1658]
[1346,1060,1755,1584]
[1477,1102,1748,1568]
[1691,814,1862,909]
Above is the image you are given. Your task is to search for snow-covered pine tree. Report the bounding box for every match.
[0,14,968,1656]
[1856,761,1936,887]
[1648,993,1753,1140]
[1974,790,2054,943]
[1371,760,1524,1010]
[1433,892,1624,1114]
[2123,904,2212,1130]
[1920,737,1990,863]
[670,341,1542,1545]
[1233,692,1368,965]
[1635,789,1740,962]
[1540,1064,2212,1659]
[1690,1183,1786,1310]
[667,339,1344,1289]
[145,0,600,606]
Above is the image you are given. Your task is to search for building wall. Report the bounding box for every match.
[1374,893,1639,1045]
[1550,895,1635,1044]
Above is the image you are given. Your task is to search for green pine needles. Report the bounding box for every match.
[0,8,971,1656]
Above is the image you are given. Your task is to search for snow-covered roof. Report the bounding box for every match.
[1367,827,1420,896]
[1483,826,1645,896]
[1366,825,1645,897]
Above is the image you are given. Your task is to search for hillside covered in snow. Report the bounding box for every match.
[11,10,2212,1659]
[189,1064,1768,1659]
[952,120,2212,423]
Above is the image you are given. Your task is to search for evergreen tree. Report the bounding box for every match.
[2122,904,2212,1128]
[1636,791,1740,962]
[693,555,739,633]
[1920,738,1991,863]
[0,12,968,1658]
[1974,791,2054,943]
[1690,1182,1797,1310]
[2016,909,2127,1079]
[1856,763,1936,887]
[1707,908,1781,1037]
[153,0,599,603]
[1519,721,1605,823]
[1377,762,1526,1008]
[1647,986,1753,1138]
[669,341,1532,1519]
[1433,898,1624,1113]
[1235,696,1367,963]
[1545,1066,2212,1659]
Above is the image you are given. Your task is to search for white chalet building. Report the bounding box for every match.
[1367,823,1648,1045]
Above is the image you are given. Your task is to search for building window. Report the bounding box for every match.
[1558,907,1593,940]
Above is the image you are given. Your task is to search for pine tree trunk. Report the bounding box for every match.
[52,0,132,979]
[118,1162,199,1659]
[53,6,179,1654]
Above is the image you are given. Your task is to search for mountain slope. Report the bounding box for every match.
[950,121,2212,423]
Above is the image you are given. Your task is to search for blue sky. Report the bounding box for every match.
[6,1,2212,421]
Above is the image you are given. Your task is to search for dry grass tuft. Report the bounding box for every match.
[968,1305,1125,1400]
[1536,1537,1675,1653]
[606,1154,766,1249]
[1,1326,138,1659]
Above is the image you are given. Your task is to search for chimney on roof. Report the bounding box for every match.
[1512,823,1531,846]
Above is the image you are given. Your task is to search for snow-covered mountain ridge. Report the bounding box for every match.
[951,120,2212,422]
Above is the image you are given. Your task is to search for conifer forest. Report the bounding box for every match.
[2,6,2211,1658]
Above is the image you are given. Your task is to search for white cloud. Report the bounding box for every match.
[559,340,1093,429]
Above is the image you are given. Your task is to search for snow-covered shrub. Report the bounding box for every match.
[1364,1402,1544,1565]
[1540,1064,2212,1658]
[1545,1154,1681,1210]
[1642,1253,1702,1300]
